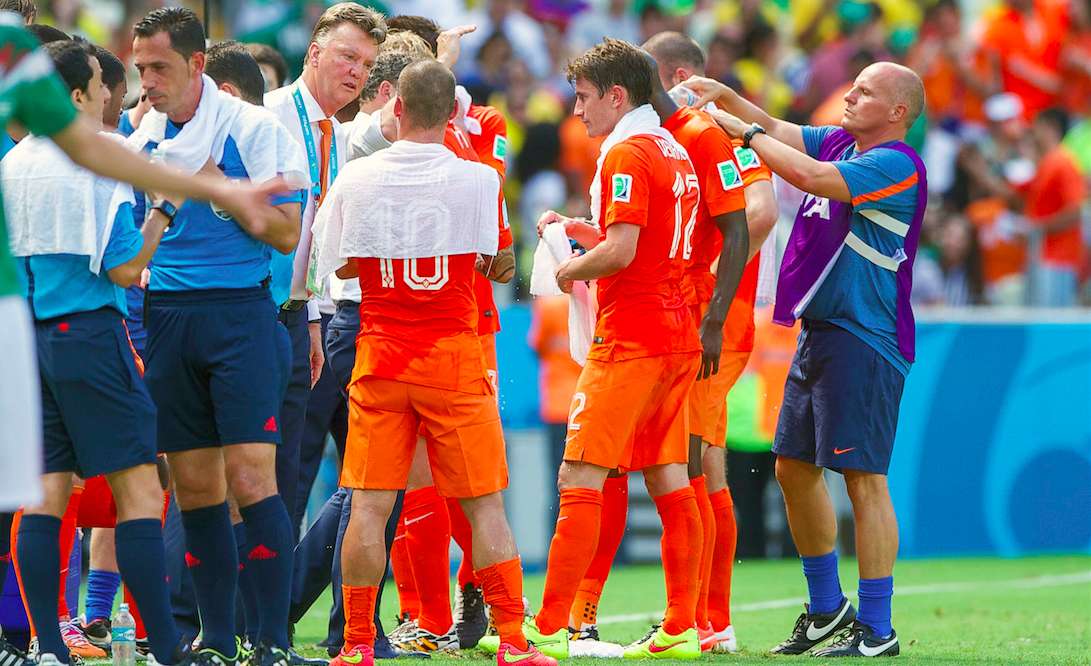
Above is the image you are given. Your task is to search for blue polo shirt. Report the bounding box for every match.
[799,125,921,376]
[18,202,142,320]
[123,119,304,292]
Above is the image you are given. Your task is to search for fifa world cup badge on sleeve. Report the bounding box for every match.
[612,173,633,203]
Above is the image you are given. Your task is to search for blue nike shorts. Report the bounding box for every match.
[144,287,291,452]
[36,308,157,478]
[772,319,905,475]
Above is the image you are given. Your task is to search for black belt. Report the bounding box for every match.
[280,299,307,312]
[334,300,360,309]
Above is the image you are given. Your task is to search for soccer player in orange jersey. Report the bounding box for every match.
[646,33,778,653]
[315,60,553,666]
[484,38,704,660]
[563,36,779,655]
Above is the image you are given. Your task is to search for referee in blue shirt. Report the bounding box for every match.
[125,9,305,666]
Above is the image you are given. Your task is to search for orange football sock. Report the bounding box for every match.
[536,488,602,635]
[403,486,452,635]
[390,516,419,619]
[691,476,716,627]
[654,486,701,636]
[477,558,528,651]
[569,475,627,628]
[122,586,147,640]
[342,584,378,648]
[446,498,476,588]
[707,488,737,631]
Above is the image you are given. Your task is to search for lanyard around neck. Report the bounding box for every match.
[292,85,338,203]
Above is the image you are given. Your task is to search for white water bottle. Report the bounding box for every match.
[112,603,137,666]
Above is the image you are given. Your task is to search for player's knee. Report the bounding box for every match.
[556,461,608,492]
[224,443,277,505]
[774,455,820,490]
[107,464,165,522]
[844,470,889,504]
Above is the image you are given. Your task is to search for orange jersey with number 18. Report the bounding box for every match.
[590,134,702,362]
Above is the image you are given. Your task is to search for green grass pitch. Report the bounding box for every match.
[291,555,1090,664]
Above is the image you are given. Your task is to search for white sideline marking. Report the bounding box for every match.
[596,570,1091,626]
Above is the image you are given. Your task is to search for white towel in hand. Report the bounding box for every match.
[531,223,596,365]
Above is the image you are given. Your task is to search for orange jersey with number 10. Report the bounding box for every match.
[590,135,702,362]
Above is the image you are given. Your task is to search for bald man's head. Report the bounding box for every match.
[396,59,455,130]
[642,30,704,89]
[842,61,925,139]
[875,62,925,128]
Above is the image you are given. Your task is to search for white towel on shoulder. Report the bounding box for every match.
[125,74,307,186]
[530,223,596,365]
[4,134,135,274]
[312,140,500,280]
[589,104,687,226]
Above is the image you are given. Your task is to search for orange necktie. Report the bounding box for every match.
[317,118,333,204]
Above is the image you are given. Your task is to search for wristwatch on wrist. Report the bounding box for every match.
[742,122,766,149]
[151,200,179,225]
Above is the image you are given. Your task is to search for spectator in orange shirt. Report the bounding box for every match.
[977,0,1067,119]
[1061,0,1091,115]
[907,0,996,126]
[1024,108,1087,306]
[527,295,583,534]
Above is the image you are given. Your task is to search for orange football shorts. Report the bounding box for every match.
[342,377,508,498]
[688,349,751,447]
[563,352,700,472]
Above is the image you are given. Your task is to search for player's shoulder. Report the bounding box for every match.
[469,104,507,135]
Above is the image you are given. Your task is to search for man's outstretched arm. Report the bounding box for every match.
[51,115,293,237]
[708,109,850,203]
[683,75,805,153]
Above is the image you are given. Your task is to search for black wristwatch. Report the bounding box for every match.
[151,200,179,225]
[742,122,766,149]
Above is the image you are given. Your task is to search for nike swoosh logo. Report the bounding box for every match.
[833,447,856,455]
[502,652,535,663]
[403,511,434,526]
[647,640,686,654]
[805,603,850,641]
[859,636,898,657]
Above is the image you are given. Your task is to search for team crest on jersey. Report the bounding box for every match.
[612,173,633,203]
[734,146,761,171]
[210,178,241,221]
[493,135,508,160]
[717,160,743,190]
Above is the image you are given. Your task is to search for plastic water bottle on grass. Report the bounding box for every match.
[112,603,136,666]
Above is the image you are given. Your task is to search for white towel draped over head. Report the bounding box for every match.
[311,141,501,280]
[125,74,308,186]
[4,134,135,274]
[589,104,687,226]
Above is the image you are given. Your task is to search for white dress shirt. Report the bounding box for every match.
[265,77,348,319]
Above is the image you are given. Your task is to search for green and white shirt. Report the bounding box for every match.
[0,16,78,296]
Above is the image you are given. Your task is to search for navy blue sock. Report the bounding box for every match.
[240,496,293,649]
[17,515,69,663]
[180,503,238,656]
[116,519,183,664]
[233,522,261,644]
[85,569,121,622]
[801,551,844,614]
[857,577,894,637]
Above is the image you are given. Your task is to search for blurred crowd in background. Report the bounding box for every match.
[23,0,1091,310]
